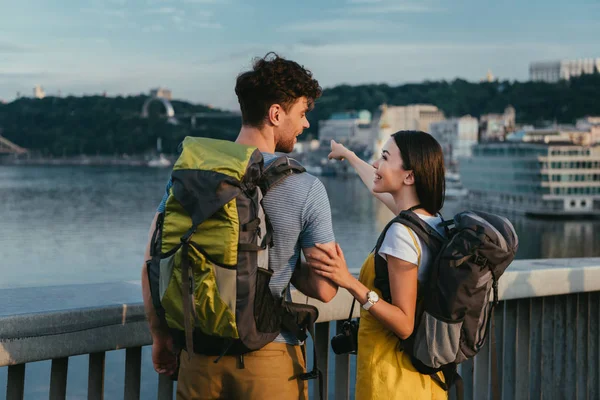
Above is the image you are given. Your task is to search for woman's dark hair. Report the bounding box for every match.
[234,52,322,127]
[392,130,445,215]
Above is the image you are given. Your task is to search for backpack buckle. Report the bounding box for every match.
[473,255,487,267]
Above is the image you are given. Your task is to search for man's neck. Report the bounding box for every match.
[235,125,276,153]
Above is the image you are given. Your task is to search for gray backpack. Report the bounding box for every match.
[374,209,519,393]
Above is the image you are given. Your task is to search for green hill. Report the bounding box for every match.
[2,73,599,156]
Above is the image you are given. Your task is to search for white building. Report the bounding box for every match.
[430,116,479,171]
[33,85,45,99]
[530,58,600,82]
[150,87,172,100]
[507,126,600,147]
[576,116,600,130]
[376,104,445,133]
[372,104,445,159]
[479,106,516,142]
[318,110,372,147]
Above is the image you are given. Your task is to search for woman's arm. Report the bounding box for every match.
[344,255,417,339]
[307,243,418,340]
[328,140,397,214]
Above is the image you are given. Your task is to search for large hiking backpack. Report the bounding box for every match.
[374,209,519,391]
[146,137,321,375]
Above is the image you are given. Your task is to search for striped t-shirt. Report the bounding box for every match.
[156,152,335,344]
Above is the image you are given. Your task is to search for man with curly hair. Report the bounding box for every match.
[141,52,338,399]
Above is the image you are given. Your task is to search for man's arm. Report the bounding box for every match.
[141,212,177,375]
[291,179,339,303]
[292,244,338,303]
[141,213,171,339]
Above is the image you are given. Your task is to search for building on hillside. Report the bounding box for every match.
[318,110,372,148]
[371,104,445,159]
[576,116,600,131]
[150,87,172,100]
[430,116,479,171]
[530,58,600,82]
[481,70,496,82]
[479,106,516,142]
[33,85,45,99]
[507,124,600,146]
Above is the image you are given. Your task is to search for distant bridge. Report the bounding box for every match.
[141,97,175,119]
[140,96,240,127]
[0,136,27,155]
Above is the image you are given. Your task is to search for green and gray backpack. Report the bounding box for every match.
[147,137,321,380]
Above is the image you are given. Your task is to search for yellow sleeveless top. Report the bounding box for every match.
[355,253,447,400]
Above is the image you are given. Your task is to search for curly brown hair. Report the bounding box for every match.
[235,52,322,127]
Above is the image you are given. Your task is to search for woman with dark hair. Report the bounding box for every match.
[307,131,448,399]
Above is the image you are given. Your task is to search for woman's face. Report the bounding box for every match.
[372,138,412,194]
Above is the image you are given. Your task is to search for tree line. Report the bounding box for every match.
[1,73,599,156]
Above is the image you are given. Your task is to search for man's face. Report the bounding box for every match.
[274,97,310,153]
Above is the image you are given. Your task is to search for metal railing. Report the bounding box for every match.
[2,257,600,399]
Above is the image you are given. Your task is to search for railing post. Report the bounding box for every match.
[515,298,531,399]
[552,295,567,400]
[588,292,600,399]
[124,347,142,400]
[334,320,351,400]
[540,296,555,400]
[588,292,599,400]
[88,351,106,400]
[314,322,330,400]
[473,330,490,400]
[529,297,543,400]
[502,300,517,400]
[6,364,25,400]
[158,373,174,400]
[576,293,588,400]
[49,357,69,400]
[458,358,474,400]
[565,294,577,398]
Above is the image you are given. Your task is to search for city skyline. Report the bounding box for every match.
[1,0,599,110]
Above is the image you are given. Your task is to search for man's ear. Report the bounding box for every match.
[268,104,282,126]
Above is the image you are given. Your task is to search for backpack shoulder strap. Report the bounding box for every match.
[396,210,445,254]
[373,214,408,303]
[259,156,306,194]
[373,211,445,303]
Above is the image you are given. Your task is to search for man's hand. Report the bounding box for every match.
[152,334,177,376]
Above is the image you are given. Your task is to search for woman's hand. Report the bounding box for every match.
[328,140,352,161]
[306,243,355,289]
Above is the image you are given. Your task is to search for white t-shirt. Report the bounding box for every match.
[378,214,446,281]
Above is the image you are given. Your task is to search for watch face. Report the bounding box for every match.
[368,291,379,303]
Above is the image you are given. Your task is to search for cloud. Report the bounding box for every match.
[0,71,51,79]
[280,19,398,33]
[145,7,182,15]
[345,1,444,14]
[0,42,33,54]
[347,0,384,3]
[192,21,222,29]
[142,24,166,33]
[81,8,127,18]
[183,0,224,3]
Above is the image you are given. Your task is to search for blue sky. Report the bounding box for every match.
[1,0,598,109]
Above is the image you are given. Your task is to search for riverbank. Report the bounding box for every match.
[0,154,175,167]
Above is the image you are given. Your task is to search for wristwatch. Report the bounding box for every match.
[362,291,380,311]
